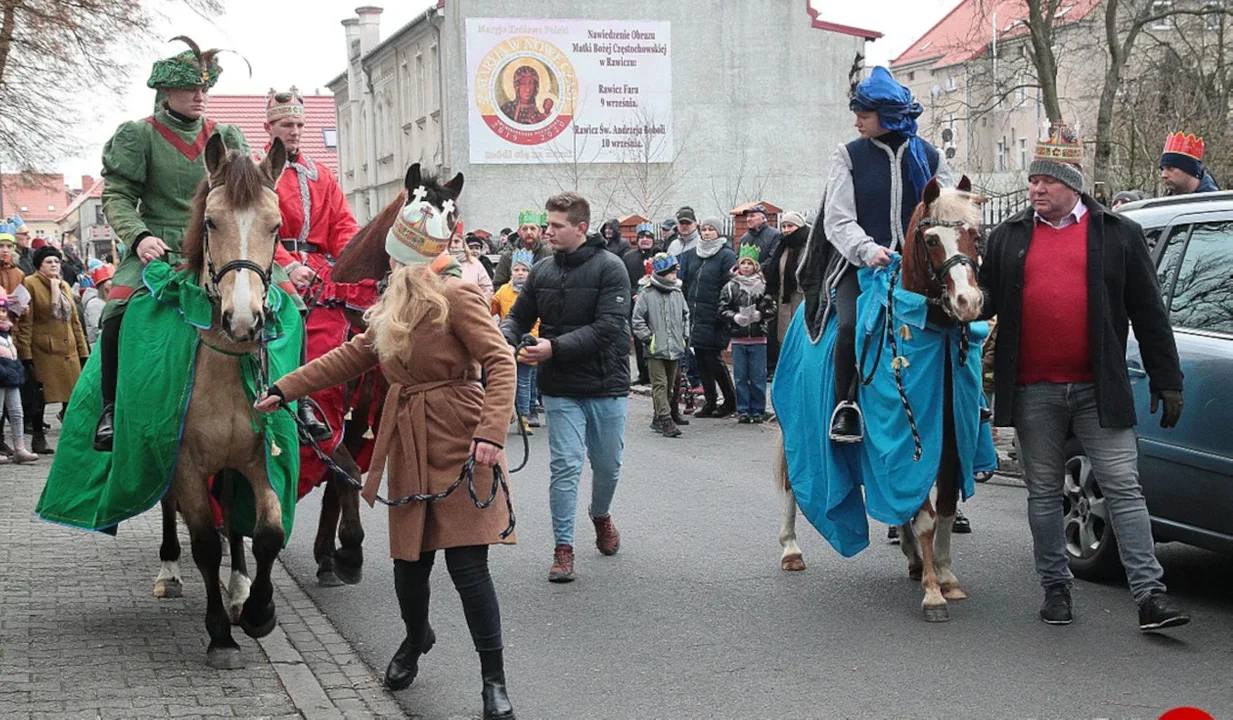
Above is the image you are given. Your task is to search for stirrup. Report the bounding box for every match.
[828,401,865,444]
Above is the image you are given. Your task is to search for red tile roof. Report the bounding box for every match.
[2,174,69,222]
[56,177,105,224]
[806,0,883,40]
[890,0,1100,71]
[205,95,339,173]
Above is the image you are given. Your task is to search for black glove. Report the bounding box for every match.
[80,356,88,369]
[1150,389,1183,429]
[21,359,34,372]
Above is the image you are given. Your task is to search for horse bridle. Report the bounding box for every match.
[201,184,278,304]
[912,217,980,318]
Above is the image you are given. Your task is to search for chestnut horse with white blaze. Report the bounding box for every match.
[776,177,986,623]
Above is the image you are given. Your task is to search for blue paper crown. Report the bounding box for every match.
[651,252,678,274]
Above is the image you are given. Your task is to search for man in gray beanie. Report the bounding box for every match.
[978,122,1189,631]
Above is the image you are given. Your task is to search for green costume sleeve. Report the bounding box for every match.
[101,121,152,246]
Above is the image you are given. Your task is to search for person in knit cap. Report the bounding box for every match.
[980,121,1190,632]
[0,287,38,462]
[632,252,691,437]
[666,206,700,257]
[823,65,952,443]
[491,248,541,432]
[764,210,809,381]
[625,222,659,386]
[256,174,519,720]
[1159,132,1220,195]
[719,245,776,423]
[679,216,738,418]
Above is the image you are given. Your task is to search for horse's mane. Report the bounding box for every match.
[180,152,275,272]
[331,190,406,284]
[928,188,983,228]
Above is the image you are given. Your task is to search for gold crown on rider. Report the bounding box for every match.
[266,87,305,123]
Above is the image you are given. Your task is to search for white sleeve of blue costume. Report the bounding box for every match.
[823,144,880,268]
[933,151,954,188]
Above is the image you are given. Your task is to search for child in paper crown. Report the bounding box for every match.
[490,249,540,433]
[719,245,777,423]
[631,253,691,438]
[0,287,38,462]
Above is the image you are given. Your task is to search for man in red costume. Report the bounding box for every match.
[264,88,359,287]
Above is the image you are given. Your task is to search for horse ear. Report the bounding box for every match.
[262,138,288,185]
[205,133,228,181]
[957,175,972,193]
[922,177,941,206]
[405,164,422,195]
[444,172,465,198]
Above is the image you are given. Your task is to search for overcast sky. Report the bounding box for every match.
[56,0,958,181]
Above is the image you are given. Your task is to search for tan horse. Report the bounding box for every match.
[156,134,291,668]
[776,177,985,623]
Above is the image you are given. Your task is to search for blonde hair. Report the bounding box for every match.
[364,263,450,361]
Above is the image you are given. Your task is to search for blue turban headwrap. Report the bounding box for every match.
[850,66,932,204]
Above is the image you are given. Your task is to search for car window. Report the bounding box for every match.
[1169,221,1233,335]
[1153,223,1189,298]
[1143,227,1162,252]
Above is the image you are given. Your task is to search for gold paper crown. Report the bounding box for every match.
[266,87,305,123]
[1162,132,1204,161]
[1034,122,1083,165]
[389,202,452,261]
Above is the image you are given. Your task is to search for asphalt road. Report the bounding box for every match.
[280,394,1233,720]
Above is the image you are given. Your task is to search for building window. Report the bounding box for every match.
[323,128,338,149]
[1018,84,1027,104]
[19,205,27,212]
[1204,1,1224,29]
[1150,1,1173,29]
[997,139,1006,171]
[907,71,915,81]
[415,53,426,119]
[1019,138,1028,169]
[430,44,439,110]
[946,74,957,91]
[47,204,55,212]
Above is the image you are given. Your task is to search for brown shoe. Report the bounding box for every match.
[548,544,575,583]
[592,514,621,556]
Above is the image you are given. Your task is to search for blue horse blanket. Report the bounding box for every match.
[772,258,998,558]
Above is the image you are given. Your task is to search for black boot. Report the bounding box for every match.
[670,407,690,426]
[31,432,54,455]
[295,401,332,445]
[385,625,435,691]
[479,649,515,720]
[94,403,115,452]
[828,402,863,443]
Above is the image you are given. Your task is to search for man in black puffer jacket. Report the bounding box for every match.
[501,192,630,585]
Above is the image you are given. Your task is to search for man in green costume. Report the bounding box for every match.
[94,38,324,450]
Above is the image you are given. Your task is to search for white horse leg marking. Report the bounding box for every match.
[912,506,948,621]
[153,560,183,598]
[778,487,806,571]
[935,513,966,600]
[226,569,252,624]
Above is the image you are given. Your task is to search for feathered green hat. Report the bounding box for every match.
[147,36,223,90]
[738,245,761,263]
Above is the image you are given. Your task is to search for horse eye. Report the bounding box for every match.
[205,218,217,231]
[926,237,939,247]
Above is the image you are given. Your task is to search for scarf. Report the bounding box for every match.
[428,254,464,279]
[648,272,682,292]
[731,270,766,298]
[511,277,527,292]
[850,66,931,205]
[42,273,72,321]
[696,236,725,259]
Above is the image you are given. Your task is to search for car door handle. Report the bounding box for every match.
[1127,359,1147,378]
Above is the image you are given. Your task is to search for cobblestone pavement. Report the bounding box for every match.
[0,422,403,720]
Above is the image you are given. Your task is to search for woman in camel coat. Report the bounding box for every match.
[256,200,517,720]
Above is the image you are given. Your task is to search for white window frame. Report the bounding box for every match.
[1150,0,1173,30]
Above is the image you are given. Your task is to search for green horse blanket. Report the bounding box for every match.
[36,263,301,541]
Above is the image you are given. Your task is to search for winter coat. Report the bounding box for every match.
[601,219,629,257]
[0,333,24,388]
[979,195,1182,428]
[493,239,553,288]
[275,276,516,562]
[624,248,656,294]
[765,224,809,342]
[458,256,494,303]
[0,261,25,294]
[500,234,632,398]
[631,277,690,360]
[739,223,782,263]
[15,273,90,403]
[679,244,737,350]
[719,272,777,340]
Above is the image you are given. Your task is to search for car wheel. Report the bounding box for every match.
[1063,439,1124,581]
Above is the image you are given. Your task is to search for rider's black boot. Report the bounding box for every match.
[296,401,332,444]
[829,403,864,443]
[480,649,515,720]
[386,558,434,691]
[95,314,122,452]
[93,404,115,453]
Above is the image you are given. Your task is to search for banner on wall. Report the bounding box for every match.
[466,18,673,165]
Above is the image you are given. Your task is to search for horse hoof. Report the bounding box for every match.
[333,560,363,586]
[923,604,950,623]
[780,554,806,572]
[206,646,244,670]
[942,584,968,601]
[153,579,183,598]
[317,568,345,588]
[240,605,277,639]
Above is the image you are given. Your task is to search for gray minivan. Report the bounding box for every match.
[1065,191,1233,579]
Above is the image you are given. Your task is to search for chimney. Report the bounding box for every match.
[342,17,360,62]
[356,6,383,57]
[81,175,95,192]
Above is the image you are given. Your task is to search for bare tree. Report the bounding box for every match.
[528,91,626,221]
[616,105,692,223]
[708,146,770,216]
[0,0,223,172]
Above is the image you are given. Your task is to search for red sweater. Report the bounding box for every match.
[1017,215,1094,385]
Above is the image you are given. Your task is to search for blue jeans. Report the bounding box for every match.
[515,363,537,417]
[543,395,628,547]
[731,342,767,416]
[1013,382,1166,602]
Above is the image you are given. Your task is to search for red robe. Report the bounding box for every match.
[267,148,360,276]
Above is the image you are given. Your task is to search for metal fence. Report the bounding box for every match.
[981,190,1029,229]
